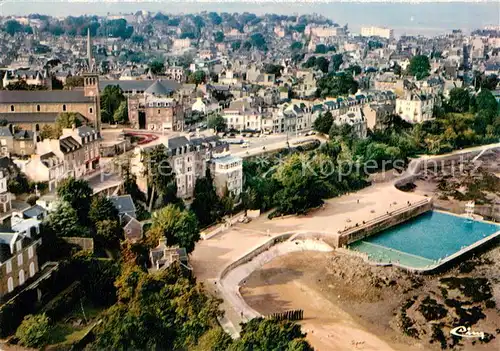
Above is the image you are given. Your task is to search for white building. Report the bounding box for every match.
[222,100,262,132]
[396,93,434,123]
[210,155,243,198]
[360,26,394,39]
[333,108,368,139]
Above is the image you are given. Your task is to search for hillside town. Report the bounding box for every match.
[0,10,499,351]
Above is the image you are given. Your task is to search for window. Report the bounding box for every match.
[29,262,35,277]
[10,105,14,112]
[28,246,33,259]
[16,240,22,252]
[62,104,67,112]
[18,270,25,285]
[17,253,23,266]
[37,105,40,112]
[89,107,93,114]
[7,277,13,292]
[0,139,6,146]
[6,260,11,273]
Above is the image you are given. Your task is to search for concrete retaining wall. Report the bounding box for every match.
[337,199,433,247]
[219,233,295,280]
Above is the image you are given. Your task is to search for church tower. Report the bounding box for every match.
[84,29,101,130]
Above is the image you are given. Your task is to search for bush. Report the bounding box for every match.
[15,313,52,348]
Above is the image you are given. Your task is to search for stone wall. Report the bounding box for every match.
[337,199,433,247]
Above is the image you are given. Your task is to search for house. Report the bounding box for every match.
[166,136,208,200]
[36,136,85,178]
[149,238,188,271]
[396,92,434,123]
[24,152,65,191]
[0,230,41,298]
[61,126,101,175]
[127,80,184,131]
[123,214,142,242]
[11,204,47,228]
[0,127,37,157]
[363,103,396,131]
[109,195,137,222]
[0,170,12,215]
[210,155,243,198]
[222,99,262,132]
[333,108,368,139]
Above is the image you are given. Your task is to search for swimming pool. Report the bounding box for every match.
[349,211,500,269]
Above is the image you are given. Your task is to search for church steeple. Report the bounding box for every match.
[87,28,94,72]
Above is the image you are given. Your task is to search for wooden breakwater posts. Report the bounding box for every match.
[267,309,304,321]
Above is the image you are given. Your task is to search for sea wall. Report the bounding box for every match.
[219,233,295,281]
[337,199,433,247]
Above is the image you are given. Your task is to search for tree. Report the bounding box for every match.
[55,112,82,137]
[313,111,333,134]
[264,64,283,78]
[64,76,85,89]
[315,57,330,73]
[189,70,207,85]
[6,80,47,91]
[207,114,227,132]
[57,177,93,223]
[214,31,225,43]
[149,60,165,75]
[408,55,430,80]
[290,42,303,51]
[43,201,87,237]
[148,204,199,253]
[143,145,175,208]
[113,100,128,124]
[250,33,267,51]
[15,314,52,348]
[191,170,221,227]
[330,54,343,72]
[101,85,126,123]
[315,44,327,54]
[317,72,359,98]
[231,41,242,51]
[273,154,333,215]
[192,327,233,351]
[89,196,119,223]
[92,264,223,350]
[346,65,362,76]
[96,220,123,248]
[208,12,222,25]
[230,318,313,351]
[448,88,470,113]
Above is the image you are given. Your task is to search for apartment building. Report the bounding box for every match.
[210,155,243,198]
[361,26,394,39]
[61,126,101,174]
[24,152,65,191]
[127,81,184,131]
[396,93,435,123]
[222,100,262,131]
[333,107,368,139]
[0,127,37,157]
[166,136,207,200]
[0,232,41,298]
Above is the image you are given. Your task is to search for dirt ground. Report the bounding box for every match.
[241,247,500,351]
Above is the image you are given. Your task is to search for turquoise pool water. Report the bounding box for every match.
[349,211,500,268]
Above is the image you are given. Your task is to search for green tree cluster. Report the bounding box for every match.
[100,85,127,123]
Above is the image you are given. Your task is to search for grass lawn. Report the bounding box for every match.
[45,302,105,349]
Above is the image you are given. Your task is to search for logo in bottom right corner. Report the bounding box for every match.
[450,326,485,339]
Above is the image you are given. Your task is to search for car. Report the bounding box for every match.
[241,133,247,137]
[247,134,253,137]
[229,133,236,138]
[241,142,249,148]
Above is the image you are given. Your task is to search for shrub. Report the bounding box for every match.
[15,313,52,348]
